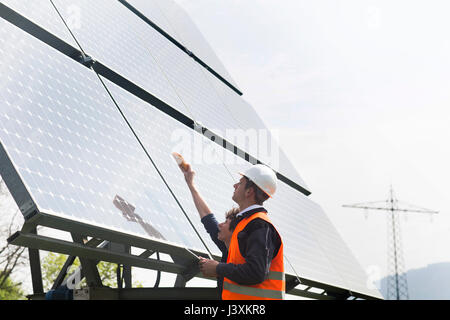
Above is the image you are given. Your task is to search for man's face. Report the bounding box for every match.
[217,216,234,243]
[232,176,247,204]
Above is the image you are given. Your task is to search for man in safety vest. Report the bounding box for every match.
[198,164,285,300]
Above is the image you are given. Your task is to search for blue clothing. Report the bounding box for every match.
[216,207,281,286]
[200,214,228,292]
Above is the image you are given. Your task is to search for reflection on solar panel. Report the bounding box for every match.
[0,0,382,299]
[100,77,240,256]
[0,19,209,253]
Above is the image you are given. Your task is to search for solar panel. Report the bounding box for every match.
[0,0,78,48]
[0,18,210,254]
[125,0,241,92]
[100,76,242,256]
[50,0,192,118]
[51,0,241,136]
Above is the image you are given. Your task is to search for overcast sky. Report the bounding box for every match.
[174,0,450,291]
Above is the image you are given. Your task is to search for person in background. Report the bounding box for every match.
[180,162,238,293]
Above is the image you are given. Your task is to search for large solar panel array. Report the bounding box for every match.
[0,0,382,298]
[0,19,209,252]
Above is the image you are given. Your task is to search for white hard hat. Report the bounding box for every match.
[239,164,277,198]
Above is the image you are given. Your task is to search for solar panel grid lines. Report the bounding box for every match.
[95,72,217,258]
[202,67,266,131]
[146,36,240,133]
[0,0,78,48]
[99,76,242,257]
[50,0,191,119]
[120,0,180,46]
[124,0,241,92]
[0,19,212,254]
[51,0,244,137]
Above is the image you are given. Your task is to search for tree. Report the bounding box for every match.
[0,275,25,300]
[0,179,27,300]
[0,220,27,300]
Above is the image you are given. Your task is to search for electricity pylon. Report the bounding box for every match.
[343,186,438,300]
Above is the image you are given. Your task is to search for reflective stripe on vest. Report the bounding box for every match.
[267,271,285,281]
[222,211,284,300]
[223,282,285,300]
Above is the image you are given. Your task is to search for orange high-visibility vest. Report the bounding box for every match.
[222,211,285,300]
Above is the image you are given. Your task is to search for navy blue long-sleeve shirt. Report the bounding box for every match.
[200,214,228,292]
[200,208,281,292]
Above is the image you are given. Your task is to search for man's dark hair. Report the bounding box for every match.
[244,176,270,205]
[225,207,240,231]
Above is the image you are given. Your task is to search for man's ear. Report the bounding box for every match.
[244,186,255,199]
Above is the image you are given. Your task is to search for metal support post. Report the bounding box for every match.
[71,233,103,287]
[28,228,43,295]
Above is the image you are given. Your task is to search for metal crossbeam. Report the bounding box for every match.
[20,212,211,262]
[8,232,188,275]
[73,287,220,300]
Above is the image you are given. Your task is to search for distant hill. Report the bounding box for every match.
[379,262,450,300]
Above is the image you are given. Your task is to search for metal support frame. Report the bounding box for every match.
[73,287,220,300]
[27,228,43,295]
[6,211,382,300]
[8,232,189,275]
[55,242,154,292]
[105,242,132,289]
[51,255,76,290]
[7,211,219,300]
[71,233,103,287]
[54,238,105,290]
[19,212,210,262]
[285,276,375,300]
